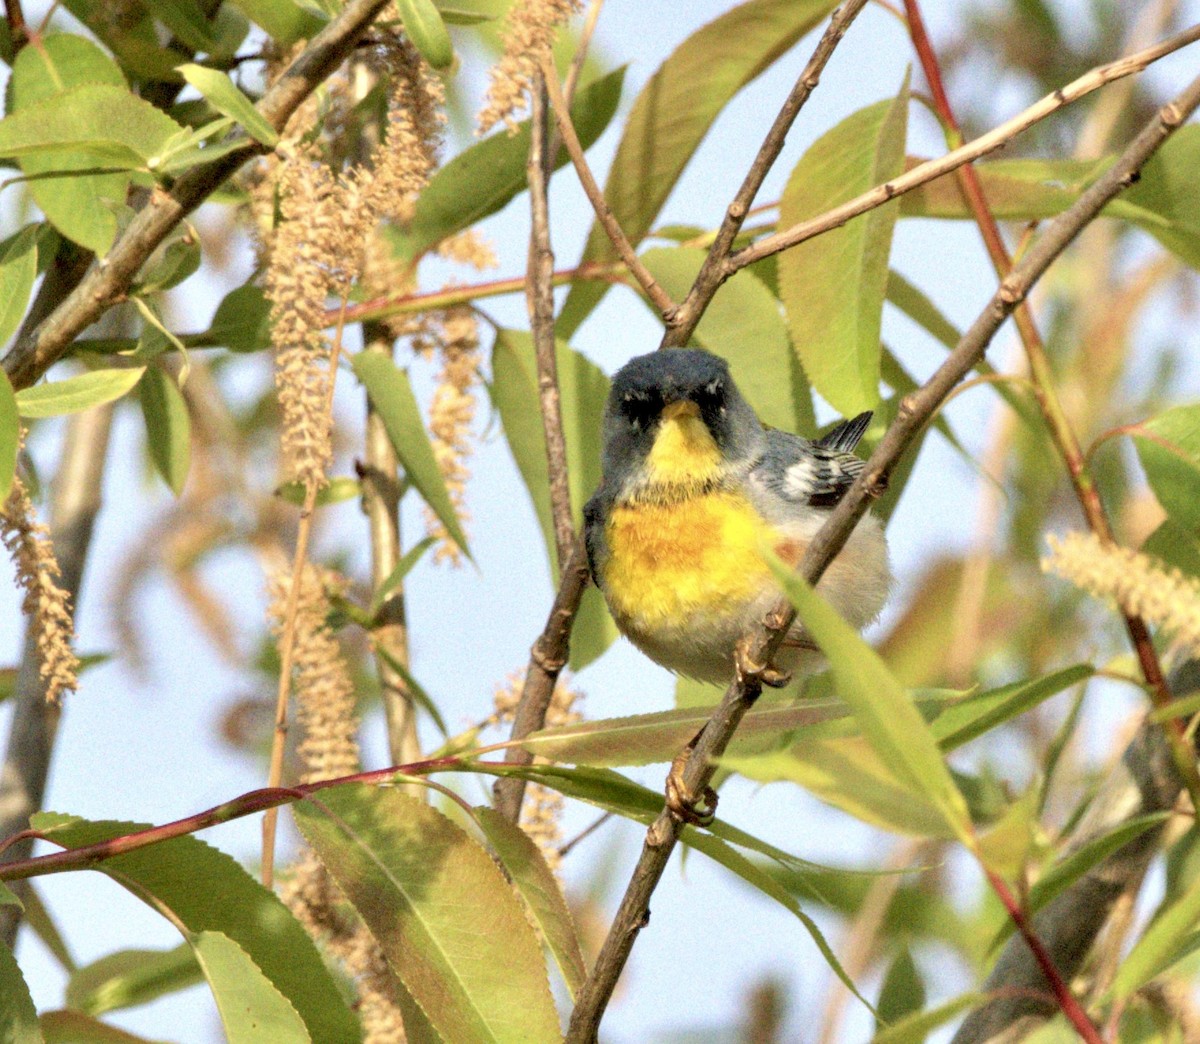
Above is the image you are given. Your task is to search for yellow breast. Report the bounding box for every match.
[603,491,776,631]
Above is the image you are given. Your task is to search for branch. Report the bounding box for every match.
[902,0,1200,811]
[952,665,1194,1043]
[663,0,871,347]
[537,54,676,318]
[1,0,394,391]
[564,67,1200,1044]
[0,405,114,946]
[4,0,29,56]
[526,73,575,570]
[727,21,1200,274]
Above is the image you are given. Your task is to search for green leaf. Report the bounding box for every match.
[488,330,618,670]
[189,931,310,1044]
[871,993,984,1044]
[521,697,855,767]
[226,0,326,44]
[29,813,359,1044]
[0,85,183,168]
[474,807,586,999]
[275,476,362,507]
[765,554,973,844]
[40,1008,163,1042]
[1134,404,1200,531]
[66,944,201,1017]
[876,946,925,1028]
[1143,519,1200,579]
[351,351,471,558]
[177,65,278,147]
[10,35,129,254]
[370,536,437,617]
[134,224,202,295]
[206,284,272,354]
[395,0,454,69]
[931,665,1093,752]
[372,646,450,737]
[139,367,191,495]
[17,368,146,418]
[900,156,1101,222]
[388,67,625,261]
[559,0,839,334]
[293,784,560,1044]
[0,937,42,1044]
[778,76,910,416]
[1114,125,1200,268]
[639,246,814,432]
[0,364,21,503]
[1112,836,1200,999]
[151,0,220,53]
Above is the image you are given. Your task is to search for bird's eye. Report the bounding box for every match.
[621,390,661,429]
[693,378,725,415]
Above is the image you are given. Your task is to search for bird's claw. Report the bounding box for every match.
[665,733,718,827]
[734,639,792,689]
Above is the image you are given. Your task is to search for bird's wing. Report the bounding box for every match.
[750,428,866,509]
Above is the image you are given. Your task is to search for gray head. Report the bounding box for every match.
[600,349,764,487]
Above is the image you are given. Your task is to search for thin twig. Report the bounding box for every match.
[538,54,676,318]
[1,0,395,391]
[564,67,1200,1044]
[4,0,29,55]
[902,0,1200,811]
[727,21,1200,274]
[261,299,349,888]
[663,0,871,347]
[527,73,575,571]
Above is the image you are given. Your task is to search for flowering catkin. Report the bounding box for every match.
[1042,530,1200,659]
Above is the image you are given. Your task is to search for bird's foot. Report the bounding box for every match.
[665,730,718,827]
[735,638,792,689]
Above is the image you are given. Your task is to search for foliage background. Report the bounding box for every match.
[0,0,1199,1041]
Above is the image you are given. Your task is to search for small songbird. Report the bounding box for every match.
[584,348,890,687]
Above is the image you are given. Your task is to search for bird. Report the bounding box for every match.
[584,347,891,690]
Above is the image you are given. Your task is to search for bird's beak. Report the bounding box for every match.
[662,399,700,421]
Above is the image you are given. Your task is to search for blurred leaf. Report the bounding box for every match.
[177,65,278,146]
[275,476,362,507]
[225,0,325,44]
[40,1009,165,1042]
[488,329,617,670]
[395,0,454,68]
[58,0,180,79]
[0,936,40,1044]
[370,536,438,617]
[559,0,839,333]
[1143,519,1200,579]
[871,993,984,1044]
[474,807,586,999]
[294,784,560,1044]
[521,696,858,767]
[1110,125,1200,269]
[766,554,973,843]
[21,884,75,973]
[139,367,191,496]
[875,947,925,1029]
[29,813,359,1044]
[388,67,625,260]
[67,945,200,1017]
[373,646,450,737]
[206,284,272,354]
[0,225,39,350]
[674,675,725,709]
[975,786,1040,879]
[10,36,129,254]
[778,76,909,416]
[17,368,146,418]
[1112,832,1200,999]
[640,246,814,432]
[352,351,471,559]
[931,665,1093,752]
[0,85,183,167]
[134,224,201,295]
[189,931,309,1043]
[988,812,1170,957]
[0,370,19,501]
[152,0,221,51]
[1134,404,1200,531]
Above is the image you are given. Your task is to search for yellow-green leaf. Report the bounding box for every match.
[17,368,146,418]
[178,64,278,147]
[395,0,453,69]
[778,76,910,416]
[139,367,191,495]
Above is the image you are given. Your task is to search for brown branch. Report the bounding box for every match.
[526,74,575,571]
[538,54,676,318]
[360,323,421,768]
[1,0,395,391]
[902,0,1200,809]
[563,67,1200,1044]
[0,405,114,947]
[726,21,1200,274]
[4,0,29,55]
[663,0,871,347]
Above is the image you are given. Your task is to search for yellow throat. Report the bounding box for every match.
[643,400,723,486]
